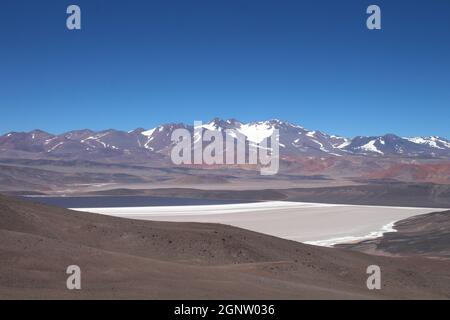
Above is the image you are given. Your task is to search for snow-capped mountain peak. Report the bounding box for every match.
[237,122,276,144]
[1,119,449,159]
[404,136,450,150]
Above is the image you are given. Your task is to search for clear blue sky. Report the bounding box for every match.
[1,0,449,138]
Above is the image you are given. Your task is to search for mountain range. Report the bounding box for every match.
[1,118,450,160]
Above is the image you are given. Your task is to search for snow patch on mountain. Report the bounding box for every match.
[405,136,450,149]
[195,121,224,132]
[336,141,351,149]
[47,142,64,153]
[358,140,384,154]
[142,128,157,137]
[237,122,275,144]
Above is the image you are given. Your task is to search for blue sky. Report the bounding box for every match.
[0,0,449,138]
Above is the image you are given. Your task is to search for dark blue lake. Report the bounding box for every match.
[23,196,251,208]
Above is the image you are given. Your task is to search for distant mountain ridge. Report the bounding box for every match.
[1,118,450,160]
